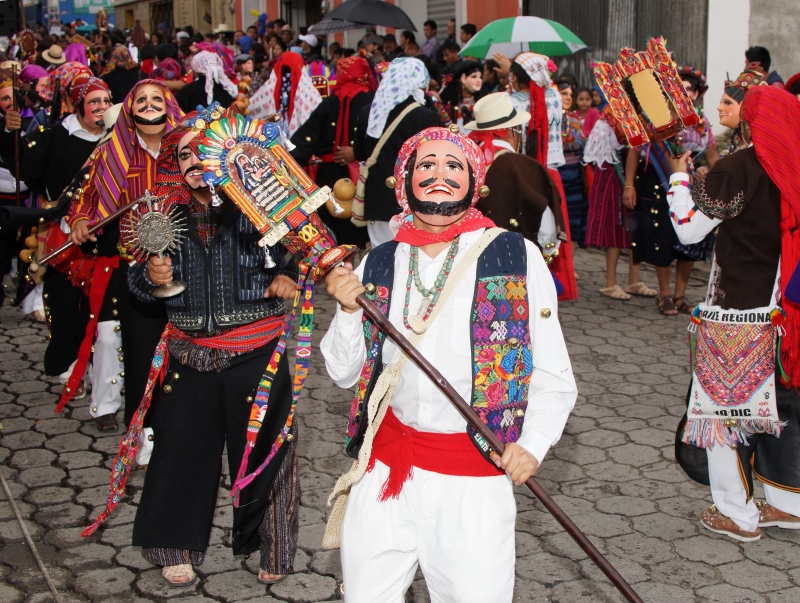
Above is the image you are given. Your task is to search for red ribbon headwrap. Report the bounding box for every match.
[743,86,800,388]
[70,74,110,107]
[391,127,495,246]
[271,52,306,124]
[332,56,375,149]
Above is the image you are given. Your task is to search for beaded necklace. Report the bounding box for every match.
[402,236,460,334]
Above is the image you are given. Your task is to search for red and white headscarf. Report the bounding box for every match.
[69,74,111,107]
[391,126,494,246]
[248,52,322,136]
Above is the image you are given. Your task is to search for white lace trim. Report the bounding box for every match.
[582,119,623,167]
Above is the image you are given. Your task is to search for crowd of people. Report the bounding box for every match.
[0,13,799,599]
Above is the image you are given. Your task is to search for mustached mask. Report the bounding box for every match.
[390,127,486,233]
[404,145,474,223]
[70,75,111,127]
[132,83,168,135]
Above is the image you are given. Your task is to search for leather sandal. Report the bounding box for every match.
[257,570,287,585]
[625,281,657,297]
[599,285,631,301]
[700,505,761,542]
[673,295,693,314]
[657,295,679,316]
[95,413,119,432]
[162,563,197,587]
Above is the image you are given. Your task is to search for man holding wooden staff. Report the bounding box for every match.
[321,126,577,602]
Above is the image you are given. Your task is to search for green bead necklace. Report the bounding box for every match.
[403,236,460,334]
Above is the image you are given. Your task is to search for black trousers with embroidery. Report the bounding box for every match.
[132,338,297,558]
[676,382,800,492]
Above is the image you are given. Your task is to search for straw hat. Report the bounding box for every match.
[42,45,67,65]
[463,92,530,131]
[212,24,233,35]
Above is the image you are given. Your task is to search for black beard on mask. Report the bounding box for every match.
[134,113,168,126]
[408,195,472,216]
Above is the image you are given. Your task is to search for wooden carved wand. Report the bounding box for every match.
[355,288,644,603]
[38,198,140,266]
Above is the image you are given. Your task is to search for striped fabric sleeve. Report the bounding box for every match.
[667,171,722,245]
[66,172,98,228]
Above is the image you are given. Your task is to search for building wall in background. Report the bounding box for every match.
[706,0,749,134]
[749,0,799,83]
[524,0,708,87]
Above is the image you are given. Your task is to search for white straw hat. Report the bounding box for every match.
[463,92,530,131]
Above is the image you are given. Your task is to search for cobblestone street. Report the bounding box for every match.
[2,248,800,603]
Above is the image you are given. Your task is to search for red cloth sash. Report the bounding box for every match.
[81,314,285,536]
[369,407,502,501]
[56,255,120,412]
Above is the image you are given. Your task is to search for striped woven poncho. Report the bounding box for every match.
[66,79,184,228]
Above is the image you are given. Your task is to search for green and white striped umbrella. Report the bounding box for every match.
[460,16,587,60]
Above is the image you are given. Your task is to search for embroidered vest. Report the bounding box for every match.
[344,232,533,460]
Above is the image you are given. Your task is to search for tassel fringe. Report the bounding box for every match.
[682,417,788,449]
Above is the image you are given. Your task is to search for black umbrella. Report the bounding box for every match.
[308,17,366,35]
[326,0,417,31]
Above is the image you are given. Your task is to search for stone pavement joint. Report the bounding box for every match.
[1,249,799,602]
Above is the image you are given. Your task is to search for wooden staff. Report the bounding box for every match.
[38,198,140,266]
[11,63,20,207]
[355,290,644,603]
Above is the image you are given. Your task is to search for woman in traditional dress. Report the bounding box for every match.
[584,100,650,301]
[557,84,588,250]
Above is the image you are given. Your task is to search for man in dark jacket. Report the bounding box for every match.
[290,55,375,247]
[88,110,300,587]
[353,57,440,247]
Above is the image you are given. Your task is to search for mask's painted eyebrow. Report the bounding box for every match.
[417,154,436,163]
[445,154,464,165]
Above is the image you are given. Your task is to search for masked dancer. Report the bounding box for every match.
[321,126,577,601]
[83,109,301,587]
[670,86,800,541]
[60,80,183,436]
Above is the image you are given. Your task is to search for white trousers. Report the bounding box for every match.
[367,221,394,248]
[340,460,516,603]
[89,320,124,418]
[707,444,800,532]
[20,283,44,315]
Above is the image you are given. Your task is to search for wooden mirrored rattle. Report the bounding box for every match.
[593,37,699,157]
[197,105,358,280]
[122,189,188,298]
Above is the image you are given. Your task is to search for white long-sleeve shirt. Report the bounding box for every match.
[667,171,721,244]
[320,229,578,465]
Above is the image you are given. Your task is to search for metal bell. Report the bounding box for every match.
[385,176,397,189]
[264,247,276,269]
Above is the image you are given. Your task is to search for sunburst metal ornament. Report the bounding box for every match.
[124,190,188,299]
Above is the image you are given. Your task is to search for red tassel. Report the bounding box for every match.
[378,431,414,501]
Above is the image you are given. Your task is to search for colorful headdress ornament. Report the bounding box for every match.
[678,65,708,95]
[593,37,699,147]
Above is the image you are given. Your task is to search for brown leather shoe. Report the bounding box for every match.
[757,501,800,529]
[95,413,119,432]
[700,505,761,542]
